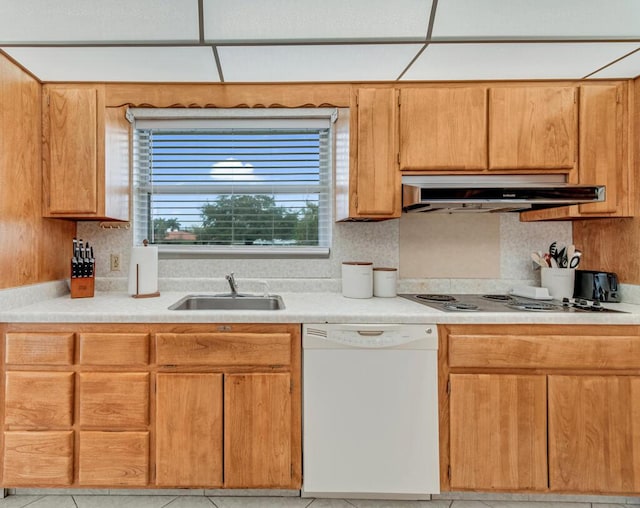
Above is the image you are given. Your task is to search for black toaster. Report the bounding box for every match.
[574,270,621,302]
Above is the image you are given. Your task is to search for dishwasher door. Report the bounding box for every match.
[302,324,439,499]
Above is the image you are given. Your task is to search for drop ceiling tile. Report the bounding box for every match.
[218,44,423,82]
[432,0,640,39]
[0,0,199,43]
[401,43,640,81]
[203,0,432,42]
[589,47,640,78]
[2,47,219,82]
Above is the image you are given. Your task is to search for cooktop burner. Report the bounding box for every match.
[482,294,513,302]
[443,302,479,312]
[416,294,457,302]
[399,293,627,313]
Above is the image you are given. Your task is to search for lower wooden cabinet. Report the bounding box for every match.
[3,431,73,486]
[78,431,149,486]
[449,374,547,490]
[225,373,293,488]
[442,324,640,495]
[549,375,640,493]
[1,323,301,490]
[156,373,224,487]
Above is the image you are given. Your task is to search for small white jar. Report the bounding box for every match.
[373,267,398,297]
[342,262,373,298]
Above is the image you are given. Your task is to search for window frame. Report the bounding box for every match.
[129,108,338,259]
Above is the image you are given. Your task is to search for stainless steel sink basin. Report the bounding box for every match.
[169,294,285,311]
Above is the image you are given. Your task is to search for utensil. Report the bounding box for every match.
[531,252,547,269]
[550,257,558,268]
[549,242,557,259]
[569,251,581,269]
[556,246,567,267]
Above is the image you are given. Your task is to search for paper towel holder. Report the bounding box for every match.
[132,239,161,299]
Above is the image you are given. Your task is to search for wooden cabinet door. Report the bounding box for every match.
[578,84,628,216]
[45,87,99,215]
[350,88,400,218]
[5,371,74,428]
[3,431,73,486]
[549,375,640,493]
[79,372,149,428]
[449,374,547,490]
[225,373,292,488]
[489,86,577,170]
[400,87,487,170]
[78,431,149,486]
[156,373,223,487]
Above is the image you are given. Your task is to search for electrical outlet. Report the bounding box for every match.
[110,253,121,271]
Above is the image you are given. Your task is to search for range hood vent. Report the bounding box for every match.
[402,175,605,213]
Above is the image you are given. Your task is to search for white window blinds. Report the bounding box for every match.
[131,109,335,257]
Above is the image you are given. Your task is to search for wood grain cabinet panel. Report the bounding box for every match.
[578,84,628,216]
[156,333,291,367]
[350,87,400,218]
[489,86,577,170]
[79,372,149,428]
[79,333,149,365]
[156,373,223,487]
[225,373,293,488]
[449,333,640,369]
[3,431,73,486]
[78,431,149,486]
[549,375,640,493]
[5,372,74,428]
[449,374,547,491]
[42,85,129,221]
[5,332,74,365]
[400,87,487,170]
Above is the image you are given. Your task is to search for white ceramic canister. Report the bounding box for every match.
[342,262,373,298]
[373,267,398,297]
[540,267,575,300]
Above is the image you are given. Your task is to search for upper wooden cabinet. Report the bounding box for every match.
[400,87,488,171]
[489,86,577,171]
[337,87,400,220]
[42,85,130,221]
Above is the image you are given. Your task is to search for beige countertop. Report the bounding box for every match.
[1,290,640,325]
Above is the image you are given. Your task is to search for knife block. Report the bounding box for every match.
[70,262,95,299]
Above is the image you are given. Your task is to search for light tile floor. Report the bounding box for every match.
[1,497,640,508]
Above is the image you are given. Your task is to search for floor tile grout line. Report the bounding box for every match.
[206,497,218,507]
[71,496,79,508]
[18,495,45,508]
[304,498,316,507]
[159,496,180,508]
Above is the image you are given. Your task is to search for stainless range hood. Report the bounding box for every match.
[402,175,605,213]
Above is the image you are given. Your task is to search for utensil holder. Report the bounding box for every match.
[541,267,575,300]
[70,273,95,299]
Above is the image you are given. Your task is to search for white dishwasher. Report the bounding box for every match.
[302,323,439,499]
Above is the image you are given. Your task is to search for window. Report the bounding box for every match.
[131,108,335,257]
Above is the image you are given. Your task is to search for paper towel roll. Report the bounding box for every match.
[128,244,158,296]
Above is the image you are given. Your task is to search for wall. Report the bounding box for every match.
[78,213,572,293]
[0,53,75,290]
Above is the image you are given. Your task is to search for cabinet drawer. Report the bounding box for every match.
[156,333,291,367]
[78,431,149,486]
[79,333,149,365]
[3,431,73,486]
[79,372,149,428]
[449,334,640,369]
[5,372,74,428]
[5,332,74,365]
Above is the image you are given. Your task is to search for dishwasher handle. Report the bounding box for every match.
[303,324,438,350]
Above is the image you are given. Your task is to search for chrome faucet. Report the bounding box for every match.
[225,272,239,296]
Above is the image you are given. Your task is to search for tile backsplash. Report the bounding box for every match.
[79,213,572,291]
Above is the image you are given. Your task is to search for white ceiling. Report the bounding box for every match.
[0,0,639,83]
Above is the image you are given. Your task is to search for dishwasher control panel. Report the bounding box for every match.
[303,323,438,349]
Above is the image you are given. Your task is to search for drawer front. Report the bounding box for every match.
[156,333,291,367]
[3,431,73,486]
[449,334,640,369]
[5,332,74,365]
[5,372,74,428]
[78,431,149,486]
[79,333,149,365]
[79,372,149,428]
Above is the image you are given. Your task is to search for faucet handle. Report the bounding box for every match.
[258,280,270,298]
